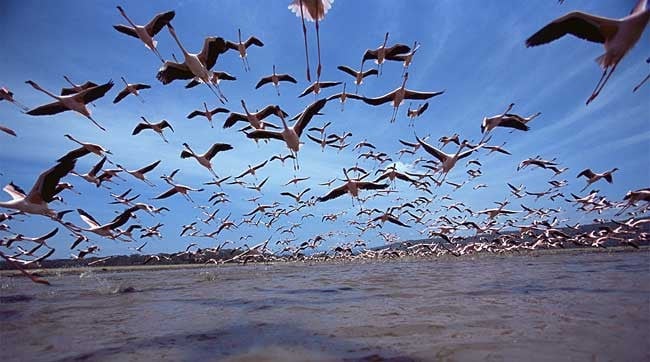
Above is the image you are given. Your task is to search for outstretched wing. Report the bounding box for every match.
[526,12,615,46]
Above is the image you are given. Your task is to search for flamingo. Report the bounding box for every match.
[577,168,619,192]
[317,168,389,204]
[246,98,328,170]
[225,29,264,71]
[526,0,650,104]
[114,6,175,62]
[0,159,75,217]
[157,24,229,103]
[255,65,298,96]
[288,0,334,82]
[180,142,233,179]
[356,73,444,122]
[0,86,28,111]
[361,32,411,75]
[113,77,151,104]
[132,117,174,143]
[187,102,229,128]
[25,80,113,131]
[116,160,161,187]
[223,100,286,129]
[337,65,379,93]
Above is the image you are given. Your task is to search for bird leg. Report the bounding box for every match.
[315,18,322,81]
[390,106,398,123]
[86,115,107,132]
[299,0,311,82]
[633,73,650,92]
[205,83,226,105]
[587,63,618,105]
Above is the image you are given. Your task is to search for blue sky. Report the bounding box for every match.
[0,0,648,259]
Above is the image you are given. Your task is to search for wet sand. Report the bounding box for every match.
[2,249,649,361]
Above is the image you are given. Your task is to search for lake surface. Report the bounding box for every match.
[2,250,649,362]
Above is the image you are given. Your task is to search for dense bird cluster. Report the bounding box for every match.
[1,1,649,285]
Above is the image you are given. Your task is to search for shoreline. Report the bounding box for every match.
[1,245,647,278]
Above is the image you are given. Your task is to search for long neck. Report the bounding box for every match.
[121,77,129,87]
[31,82,59,100]
[169,27,189,56]
[63,76,76,87]
[241,100,251,116]
[383,32,389,48]
[119,9,138,28]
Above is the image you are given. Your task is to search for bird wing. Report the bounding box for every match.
[77,208,101,228]
[157,61,193,84]
[180,150,193,159]
[319,81,342,89]
[358,182,390,191]
[198,36,228,70]
[205,143,233,160]
[28,159,76,203]
[57,146,90,162]
[160,120,174,132]
[257,105,286,120]
[298,83,316,98]
[497,117,530,131]
[210,107,229,115]
[113,24,138,38]
[132,123,149,135]
[246,129,284,141]
[255,76,273,89]
[137,160,161,174]
[362,68,379,78]
[577,168,596,179]
[245,36,264,48]
[223,112,247,128]
[214,71,237,81]
[89,157,107,177]
[134,84,151,90]
[525,12,616,46]
[362,49,379,62]
[317,185,348,202]
[153,187,178,199]
[294,98,328,137]
[387,216,410,228]
[60,81,98,96]
[113,88,130,104]
[187,110,202,119]
[418,102,429,114]
[74,80,114,104]
[0,125,16,137]
[416,135,447,163]
[399,139,417,148]
[404,89,445,101]
[26,101,68,116]
[145,10,175,36]
[3,182,26,200]
[337,65,359,78]
[384,44,412,58]
[277,74,298,83]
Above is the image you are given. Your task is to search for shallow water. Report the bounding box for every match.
[2,250,649,362]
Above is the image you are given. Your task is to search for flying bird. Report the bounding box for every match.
[25,80,114,131]
[255,65,298,96]
[526,0,650,104]
[114,6,175,62]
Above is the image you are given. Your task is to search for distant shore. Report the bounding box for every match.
[1,245,646,279]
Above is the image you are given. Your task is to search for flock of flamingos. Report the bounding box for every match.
[0,0,649,285]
